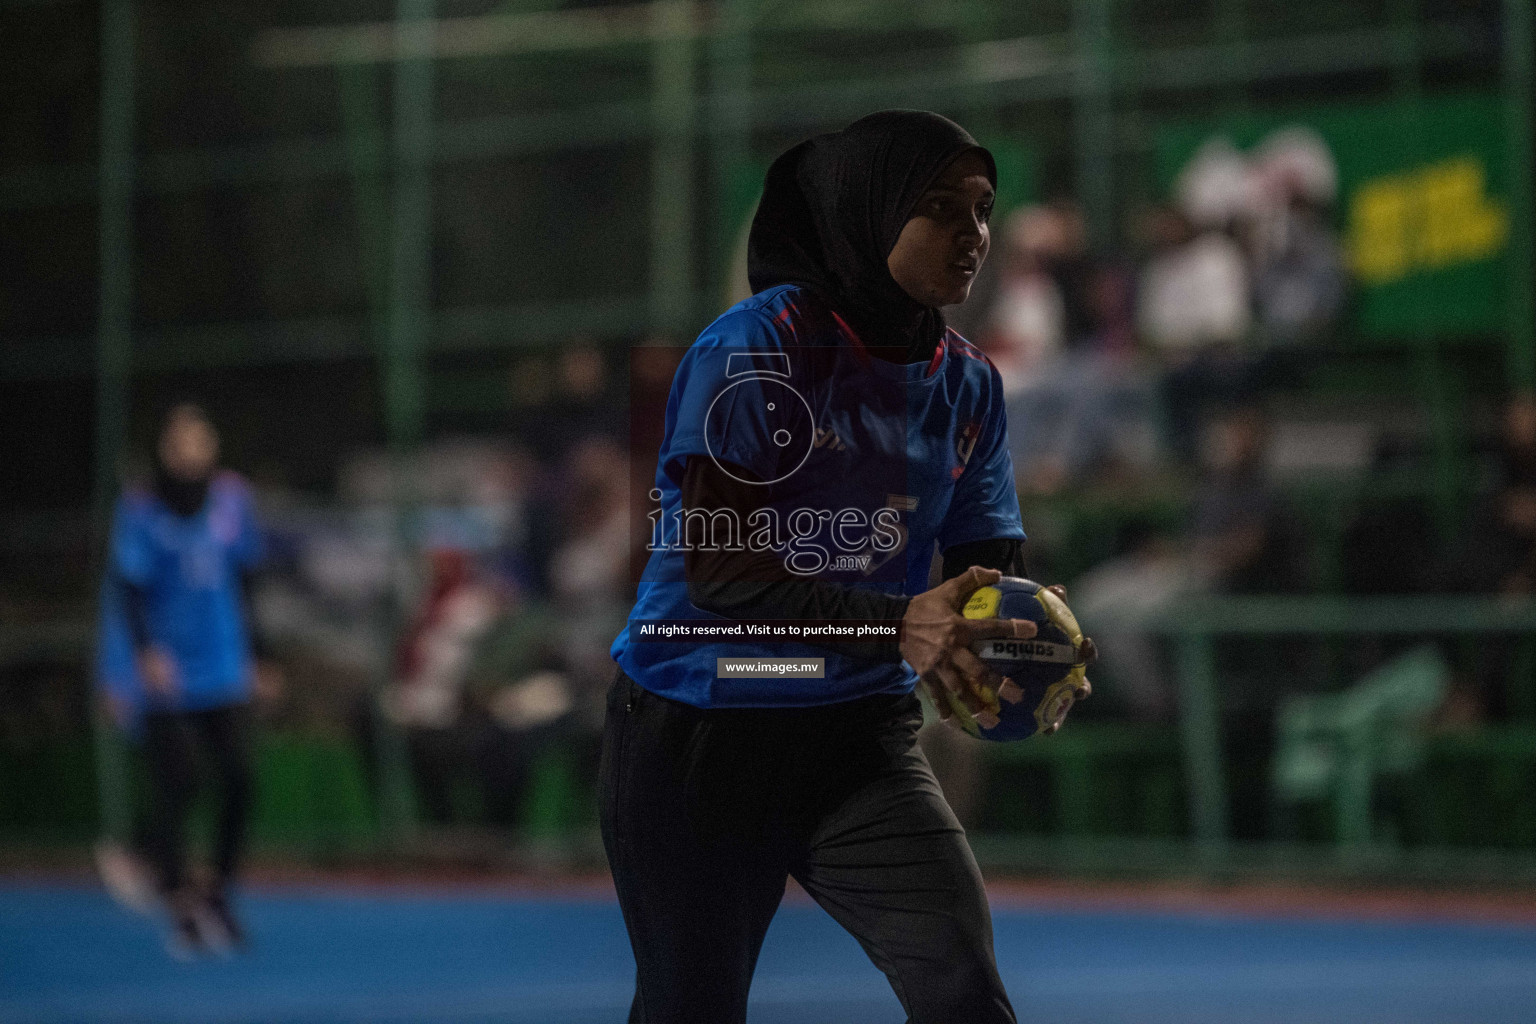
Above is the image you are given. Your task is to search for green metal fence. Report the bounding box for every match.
[1,0,1533,881]
[5,591,1536,879]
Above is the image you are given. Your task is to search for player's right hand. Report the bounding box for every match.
[137,645,179,697]
[900,566,1038,728]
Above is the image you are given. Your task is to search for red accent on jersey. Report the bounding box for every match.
[926,335,948,376]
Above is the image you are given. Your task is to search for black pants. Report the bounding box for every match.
[599,671,1015,1024]
[140,705,253,895]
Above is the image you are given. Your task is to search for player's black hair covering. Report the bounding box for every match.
[748,110,996,363]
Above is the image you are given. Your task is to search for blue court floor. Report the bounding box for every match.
[2,880,1534,1023]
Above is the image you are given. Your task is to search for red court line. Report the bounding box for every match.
[251,867,1536,926]
[979,876,1536,927]
[12,860,1536,926]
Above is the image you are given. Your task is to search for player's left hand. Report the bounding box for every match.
[101,693,135,733]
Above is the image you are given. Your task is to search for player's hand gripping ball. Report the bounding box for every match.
[945,577,1091,741]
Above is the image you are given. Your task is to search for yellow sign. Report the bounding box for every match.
[1348,156,1509,285]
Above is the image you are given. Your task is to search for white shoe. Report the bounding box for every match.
[194,889,246,957]
[163,888,210,961]
[94,840,158,917]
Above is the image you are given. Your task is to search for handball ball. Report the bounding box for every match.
[953,577,1088,742]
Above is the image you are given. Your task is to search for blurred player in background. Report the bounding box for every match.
[95,402,276,956]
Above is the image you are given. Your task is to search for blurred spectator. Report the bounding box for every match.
[547,437,635,713]
[1137,200,1254,463]
[981,206,1068,394]
[1246,128,1347,346]
[1431,393,1536,721]
[1072,519,1196,721]
[469,602,570,831]
[1143,129,1347,463]
[1448,394,1536,597]
[1072,407,1308,718]
[1499,391,1536,490]
[986,202,1161,493]
[1250,193,1346,346]
[1187,407,1307,593]
[1189,407,1315,712]
[471,437,632,833]
[513,340,625,468]
[1137,205,1252,357]
[382,548,501,824]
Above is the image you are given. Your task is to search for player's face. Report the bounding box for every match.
[886,151,994,308]
[159,411,219,481]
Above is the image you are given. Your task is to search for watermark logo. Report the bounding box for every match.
[645,491,910,577]
[630,343,916,582]
[703,352,816,486]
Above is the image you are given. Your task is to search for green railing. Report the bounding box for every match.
[6,594,1536,881]
[1077,595,1536,868]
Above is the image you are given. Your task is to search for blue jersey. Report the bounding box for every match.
[97,472,264,716]
[611,284,1025,708]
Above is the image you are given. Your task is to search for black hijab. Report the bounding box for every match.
[154,464,211,517]
[747,110,996,363]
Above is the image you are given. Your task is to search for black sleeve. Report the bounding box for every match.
[681,455,910,663]
[240,568,272,660]
[120,575,152,653]
[940,537,1030,582]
